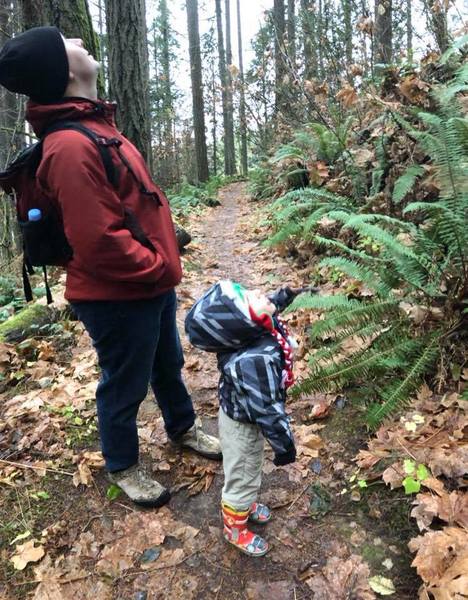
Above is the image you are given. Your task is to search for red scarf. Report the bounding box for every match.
[249,308,295,389]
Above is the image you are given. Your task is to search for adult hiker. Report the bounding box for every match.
[0,26,221,508]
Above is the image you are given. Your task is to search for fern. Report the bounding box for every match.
[293,335,419,396]
[257,55,467,426]
[392,165,425,203]
[318,257,391,297]
[307,298,401,339]
[366,333,440,428]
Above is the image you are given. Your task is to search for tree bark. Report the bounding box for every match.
[236,0,248,176]
[374,0,392,67]
[287,0,296,65]
[425,0,449,54]
[342,0,353,77]
[406,0,412,60]
[105,0,153,165]
[186,0,209,182]
[215,0,236,175]
[159,0,175,182]
[0,0,21,263]
[301,0,317,81]
[224,0,236,175]
[273,0,286,116]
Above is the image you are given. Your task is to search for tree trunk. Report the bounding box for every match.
[301,0,317,81]
[105,0,153,165]
[425,0,449,54]
[273,0,286,116]
[159,0,175,182]
[0,0,21,264]
[236,0,248,176]
[405,0,412,60]
[287,0,296,65]
[97,0,108,96]
[215,0,235,175]
[342,0,353,77]
[224,0,236,175]
[212,69,218,176]
[20,0,105,98]
[186,0,209,182]
[317,0,324,78]
[374,0,392,67]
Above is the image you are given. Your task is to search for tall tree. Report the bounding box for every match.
[301,0,317,81]
[236,0,248,175]
[405,0,412,60]
[287,0,296,65]
[97,0,108,95]
[342,0,353,77]
[0,0,21,263]
[202,23,219,175]
[224,0,236,174]
[374,0,392,67]
[273,0,286,116]
[151,0,177,183]
[105,0,152,164]
[186,0,209,182]
[424,0,449,54]
[215,0,235,175]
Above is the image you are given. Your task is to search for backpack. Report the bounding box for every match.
[0,120,157,304]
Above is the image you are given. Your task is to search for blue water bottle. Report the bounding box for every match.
[28,208,42,221]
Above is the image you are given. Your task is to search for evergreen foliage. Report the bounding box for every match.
[267,65,467,427]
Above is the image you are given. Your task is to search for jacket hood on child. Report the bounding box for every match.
[185,280,268,352]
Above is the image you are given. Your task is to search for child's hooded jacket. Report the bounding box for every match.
[185,281,296,464]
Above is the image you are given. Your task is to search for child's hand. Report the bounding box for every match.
[273,447,296,466]
[268,285,319,312]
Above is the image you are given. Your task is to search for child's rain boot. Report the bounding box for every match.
[249,502,271,524]
[222,502,269,557]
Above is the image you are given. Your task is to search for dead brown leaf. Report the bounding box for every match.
[10,539,45,570]
[409,527,468,583]
[336,84,359,108]
[306,554,376,599]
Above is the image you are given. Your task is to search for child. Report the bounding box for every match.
[185,280,311,556]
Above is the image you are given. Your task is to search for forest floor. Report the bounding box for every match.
[0,183,421,599]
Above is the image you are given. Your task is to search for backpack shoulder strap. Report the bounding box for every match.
[42,120,120,188]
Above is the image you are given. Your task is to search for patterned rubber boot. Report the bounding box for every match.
[222,502,269,557]
[249,502,272,524]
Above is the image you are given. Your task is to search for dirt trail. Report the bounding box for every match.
[1,183,419,599]
[135,182,418,599]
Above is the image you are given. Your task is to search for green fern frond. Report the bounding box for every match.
[309,298,401,339]
[271,144,305,163]
[287,293,359,312]
[392,165,425,203]
[366,333,440,428]
[318,257,391,297]
[293,336,418,396]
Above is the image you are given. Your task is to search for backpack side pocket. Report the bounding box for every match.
[19,209,73,266]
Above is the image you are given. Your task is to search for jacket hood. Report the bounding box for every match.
[26,97,116,137]
[185,281,266,352]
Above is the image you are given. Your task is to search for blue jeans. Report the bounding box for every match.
[71,290,196,472]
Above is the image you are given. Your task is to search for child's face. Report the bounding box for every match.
[246,289,276,318]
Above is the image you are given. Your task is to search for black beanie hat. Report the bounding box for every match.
[0,26,69,104]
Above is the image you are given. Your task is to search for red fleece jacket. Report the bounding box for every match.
[26,98,182,302]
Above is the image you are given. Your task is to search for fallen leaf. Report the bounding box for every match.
[368,575,396,595]
[11,540,45,570]
[307,554,376,599]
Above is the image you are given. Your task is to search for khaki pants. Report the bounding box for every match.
[218,408,264,511]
